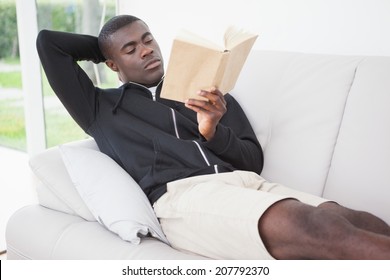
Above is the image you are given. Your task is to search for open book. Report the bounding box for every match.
[160,27,258,102]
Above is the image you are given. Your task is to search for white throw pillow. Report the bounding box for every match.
[30,139,97,221]
[59,145,169,245]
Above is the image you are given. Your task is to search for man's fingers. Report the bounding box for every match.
[197,88,226,108]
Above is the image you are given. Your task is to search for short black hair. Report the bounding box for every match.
[98,15,141,59]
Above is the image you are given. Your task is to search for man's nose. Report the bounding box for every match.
[140,44,153,58]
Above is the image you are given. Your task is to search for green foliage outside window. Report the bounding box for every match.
[0,0,116,151]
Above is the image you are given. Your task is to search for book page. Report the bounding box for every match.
[161,39,227,102]
[224,26,258,50]
[160,27,258,102]
[219,32,258,93]
[176,29,222,51]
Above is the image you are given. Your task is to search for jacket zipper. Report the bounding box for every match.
[192,141,219,173]
[192,140,210,166]
[169,93,219,174]
[170,108,180,138]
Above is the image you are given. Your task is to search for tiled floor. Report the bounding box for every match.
[0,146,38,252]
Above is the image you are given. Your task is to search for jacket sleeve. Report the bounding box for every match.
[36,29,106,131]
[202,94,264,174]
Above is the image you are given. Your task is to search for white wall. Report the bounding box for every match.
[118,0,390,59]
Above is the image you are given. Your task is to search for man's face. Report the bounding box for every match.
[105,20,164,87]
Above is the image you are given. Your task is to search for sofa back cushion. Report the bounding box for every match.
[232,50,364,196]
[323,57,390,223]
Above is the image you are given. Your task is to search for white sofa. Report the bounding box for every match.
[6,50,390,259]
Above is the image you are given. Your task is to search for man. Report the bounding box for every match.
[37,15,390,259]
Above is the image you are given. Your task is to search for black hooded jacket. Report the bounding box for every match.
[36,30,264,204]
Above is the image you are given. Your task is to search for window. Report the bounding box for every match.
[0,0,24,150]
[0,0,117,152]
[36,0,117,148]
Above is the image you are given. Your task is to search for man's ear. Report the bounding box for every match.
[105,59,119,72]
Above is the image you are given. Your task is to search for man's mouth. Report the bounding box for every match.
[145,59,162,70]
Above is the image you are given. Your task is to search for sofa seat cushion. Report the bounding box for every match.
[6,205,205,259]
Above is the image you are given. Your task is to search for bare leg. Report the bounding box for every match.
[258,199,390,259]
[319,202,390,237]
